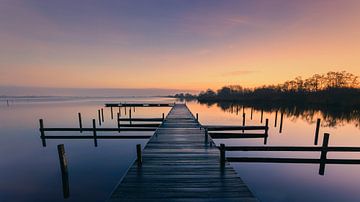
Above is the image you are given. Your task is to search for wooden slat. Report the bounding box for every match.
[108,104,257,201]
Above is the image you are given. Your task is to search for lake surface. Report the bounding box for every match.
[0,97,359,201]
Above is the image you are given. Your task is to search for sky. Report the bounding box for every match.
[0,0,359,92]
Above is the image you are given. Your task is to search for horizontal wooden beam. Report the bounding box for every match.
[41,127,157,132]
[119,118,163,122]
[223,146,360,152]
[227,157,360,164]
[118,124,161,127]
[42,135,152,139]
[105,103,174,107]
[205,125,267,131]
[209,133,266,139]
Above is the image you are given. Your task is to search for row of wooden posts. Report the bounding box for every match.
[218,132,360,175]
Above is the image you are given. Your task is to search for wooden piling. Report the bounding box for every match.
[196,113,199,121]
[242,113,246,133]
[101,108,104,122]
[250,107,253,120]
[162,113,165,121]
[125,106,127,115]
[314,118,321,145]
[98,110,101,126]
[118,106,121,116]
[319,133,330,175]
[39,119,46,147]
[92,119,98,147]
[279,112,284,133]
[205,128,208,144]
[220,143,226,165]
[260,109,263,123]
[137,144,142,167]
[117,113,120,133]
[274,110,278,127]
[57,144,68,173]
[78,113,83,133]
[129,109,132,125]
[111,106,114,120]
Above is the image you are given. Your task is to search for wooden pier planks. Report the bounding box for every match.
[109,104,257,201]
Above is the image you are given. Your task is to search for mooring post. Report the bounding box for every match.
[92,119,98,147]
[220,143,226,165]
[117,113,120,133]
[274,110,278,127]
[250,107,253,120]
[260,109,263,123]
[136,144,142,167]
[57,144,68,173]
[319,133,330,175]
[279,112,284,133]
[98,110,101,126]
[129,109,132,125]
[314,118,321,145]
[39,119,46,147]
[101,108,104,122]
[78,113,83,133]
[205,128,208,144]
[110,106,114,120]
[242,113,246,133]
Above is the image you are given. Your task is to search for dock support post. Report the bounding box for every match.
[242,113,246,133]
[250,107,253,120]
[260,109,263,123]
[92,119,98,147]
[264,119,269,145]
[196,113,199,121]
[78,113,82,133]
[118,106,121,116]
[274,110,278,127]
[205,128,208,144]
[111,106,114,120]
[101,108,104,122]
[220,143,226,165]
[319,133,329,175]
[98,110,101,126]
[117,113,120,133]
[39,119,46,147]
[137,144,142,167]
[314,118,321,145]
[57,144,69,198]
[129,109,132,125]
[279,112,284,133]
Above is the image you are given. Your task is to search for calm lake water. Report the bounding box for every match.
[0,97,359,201]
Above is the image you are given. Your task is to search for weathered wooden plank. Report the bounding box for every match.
[108,104,257,201]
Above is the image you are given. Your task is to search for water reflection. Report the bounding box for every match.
[198,101,360,129]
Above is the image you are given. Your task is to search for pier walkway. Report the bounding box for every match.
[109,104,257,201]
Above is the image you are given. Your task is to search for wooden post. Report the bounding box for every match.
[260,109,263,123]
[162,113,165,121]
[137,144,142,167]
[205,128,208,144]
[220,143,226,165]
[274,110,278,127]
[129,109,132,125]
[101,108,104,122]
[110,106,114,120]
[124,106,127,115]
[117,113,120,133]
[92,119,98,147]
[314,118,321,145]
[242,113,246,133]
[265,118,269,135]
[118,106,121,116]
[319,133,330,175]
[98,110,101,126]
[39,119,46,147]
[250,107,253,120]
[133,106,135,112]
[236,106,239,115]
[57,144,68,173]
[279,112,284,133]
[196,113,199,121]
[78,113,82,133]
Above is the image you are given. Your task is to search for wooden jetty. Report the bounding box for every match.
[108,104,257,201]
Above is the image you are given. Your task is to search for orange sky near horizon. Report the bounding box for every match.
[0,0,359,91]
